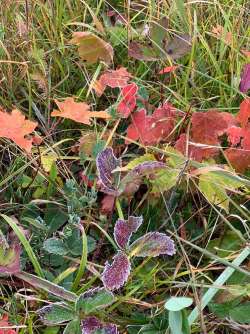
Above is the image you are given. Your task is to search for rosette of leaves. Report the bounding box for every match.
[128,17,192,61]
[101,216,176,290]
[38,287,118,333]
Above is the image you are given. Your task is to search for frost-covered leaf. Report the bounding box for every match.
[0,108,37,153]
[93,67,132,96]
[51,97,110,125]
[81,317,119,334]
[101,251,131,290]
[38,303,75,325]
[69,32,113,64]
[63,319,81,334]
[43,238,68,256]
[165,297,193,311]
[239,64,250,93]
[126,103,176,145]
[96,147,121,196]
[117,83,138,118]
[114,216,143,249]
[76,287,115,314]
[129,232,176,257]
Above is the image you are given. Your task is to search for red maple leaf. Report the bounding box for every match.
[51,97,110,124]
[225,148,250,173]
[236,98,250,128]
[0,314,17,334]
[126,103,176,145]
[0,108,37,153]
[175,133,216,161]
[158,66,179,74]
[117,83,138,118]
[191,110,236,145]
[93,67,132,96]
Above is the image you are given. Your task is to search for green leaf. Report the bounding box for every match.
[76,287,115,314]
[92,140,106,158]
[165,297,193,312]
[44,206,68,234]
[198,169,246,212]
[43,238,68,256]
[150,17,168,49]
[169,310,183,334]
[209,299,241,319]
[38,303,75,325]
[123,154,156,171]
[150,168,179,193]
[229,302,250,323]
[207,230,243,258]
[63,319,81,334]
[199,173,229,212]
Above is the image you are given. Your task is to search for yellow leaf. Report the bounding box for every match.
[69,32,113,64]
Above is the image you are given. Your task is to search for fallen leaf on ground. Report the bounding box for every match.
[0,108,37,152]
[93,67,132,96]
[0,314,17,334]
[126,103,176,145]
[51,97,110,124]
[159,65,179,74]
[211,25,232,45]
[117,83,138,118]
[100,195,115,214]
[69,32,113,64]
[241,50,250,58]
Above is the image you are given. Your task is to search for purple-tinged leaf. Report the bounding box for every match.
[76,287,115,314]
[114,216,143,249]
[81,316,119,334]
[240,63,250,93]
[101,251,131,290]
[129,232,176,257]
[0,236,21,275]
[96,147,121,196]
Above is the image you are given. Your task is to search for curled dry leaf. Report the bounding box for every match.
[126,102,177,145]
[81,316,119,334]
[0,108,37,153]
[129,232,176,257]
[51,97,110,125]
[239,65,250,93]
[93,67,132,96]
[69,32,113,64]
[101,251,131,290]
[114,216,143,249]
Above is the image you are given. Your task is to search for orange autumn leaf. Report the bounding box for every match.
[51,97,111,125]
[212,25,232,45]
[0,108,37,152]
[241,50,250,58]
